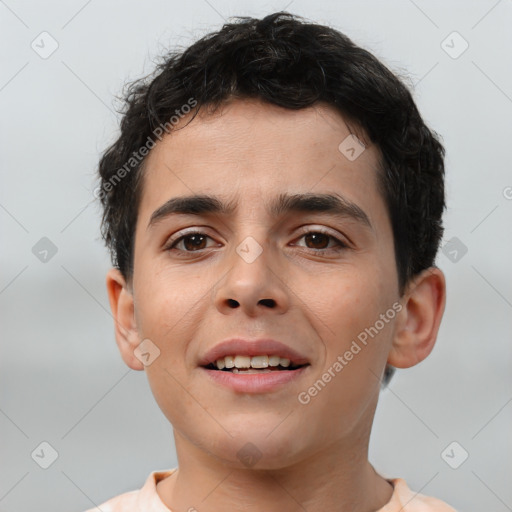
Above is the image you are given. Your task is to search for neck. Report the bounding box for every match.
[157,430,393,512]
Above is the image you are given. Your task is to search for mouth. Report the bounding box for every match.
[202,354,309,374]
[198,338,311,392]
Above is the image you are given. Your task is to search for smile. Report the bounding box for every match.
[205,354,307,372]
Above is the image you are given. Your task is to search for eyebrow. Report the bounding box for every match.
[147,192,372,230]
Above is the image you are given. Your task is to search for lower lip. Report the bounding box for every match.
[201,366,309,393]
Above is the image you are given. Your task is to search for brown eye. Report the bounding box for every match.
[168,232,214,252]
[182,234,208,251]
[293,229,348,253]
[304,232,331,249]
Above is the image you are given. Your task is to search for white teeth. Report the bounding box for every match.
[250,355,268,368]
[268,355,281,367]
[233,355,251,368]
[212,355,296,370]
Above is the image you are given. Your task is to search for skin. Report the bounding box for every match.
[106,98,446,512]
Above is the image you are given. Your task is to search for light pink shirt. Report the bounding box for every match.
[85,468,457,511]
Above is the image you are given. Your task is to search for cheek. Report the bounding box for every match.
[135,272,204,431]
[332,268,395,368]
[132,262,216,391]
[305,261,390,340]
[133,262,207,341]
[295,265,393,428]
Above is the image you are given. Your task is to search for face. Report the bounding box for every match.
[127,99,401,468]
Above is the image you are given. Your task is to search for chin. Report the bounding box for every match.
[209,424,310,471]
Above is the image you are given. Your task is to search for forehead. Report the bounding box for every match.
[136,99,385,226]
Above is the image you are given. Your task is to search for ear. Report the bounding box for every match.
[105,268,144,371]
[388,267,446,369]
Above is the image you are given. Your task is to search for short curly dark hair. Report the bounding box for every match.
[97,11,445,300]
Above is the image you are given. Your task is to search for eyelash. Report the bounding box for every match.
[164,228,349,255]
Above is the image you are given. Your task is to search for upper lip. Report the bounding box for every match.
[198,338,310,367]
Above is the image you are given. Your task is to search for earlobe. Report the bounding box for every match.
[105,268,144,371]
[387,267,446,369]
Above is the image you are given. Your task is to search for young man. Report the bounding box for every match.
[90,12,456,511]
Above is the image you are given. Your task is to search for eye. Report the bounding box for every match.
[164,228,349,255]
[165,231,218,252]
[293,229,348,253]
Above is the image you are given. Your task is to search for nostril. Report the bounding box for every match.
[227,299,239,308]
[258,298,276,308]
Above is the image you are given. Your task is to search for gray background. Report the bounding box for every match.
[1,1,511,511]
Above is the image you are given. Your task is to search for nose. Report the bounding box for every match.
[213,239,290,317]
